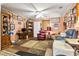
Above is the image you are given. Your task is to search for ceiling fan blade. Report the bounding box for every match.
[41,6,55,12]
[24,10,34,12]
[33,6,55,17]
[14,8,34,12]
[31,3,38,11]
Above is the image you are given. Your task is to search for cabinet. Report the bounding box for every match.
[1,13,11,50]
[26,19,34,39]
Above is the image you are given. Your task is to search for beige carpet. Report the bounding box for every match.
[21,40,52,51]
[21,40,38,48]
[16,40,53,55]
[33,41,49,51]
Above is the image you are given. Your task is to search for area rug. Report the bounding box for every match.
[21,40,38,48]
[20,40,53,55]
[15,51,39,56]
[21,40,52,51]
[33,41,49,51]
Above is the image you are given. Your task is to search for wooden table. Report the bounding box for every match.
[65,39,79,56]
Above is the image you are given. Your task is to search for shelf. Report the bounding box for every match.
[26,19,33,38]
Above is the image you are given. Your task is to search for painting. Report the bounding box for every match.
[53,23,60,30]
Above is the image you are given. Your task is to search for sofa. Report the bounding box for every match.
[53,40,74,56]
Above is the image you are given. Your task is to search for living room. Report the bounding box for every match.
[0,3,79,56]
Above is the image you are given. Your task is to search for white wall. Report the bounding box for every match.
[34,21,41,37]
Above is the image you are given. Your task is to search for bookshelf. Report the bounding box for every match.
[26,18,34,39]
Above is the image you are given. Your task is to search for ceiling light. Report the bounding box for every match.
[36,14,43,19]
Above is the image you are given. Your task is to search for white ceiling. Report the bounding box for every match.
[1,3,75,19]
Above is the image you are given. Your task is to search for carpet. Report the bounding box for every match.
[20,40,53,56]
[21,40,52,51]
[33,41,49,51]
[21,40,38,48]
[15,51,39,56]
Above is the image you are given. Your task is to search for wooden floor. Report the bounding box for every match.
[0,48,19,56]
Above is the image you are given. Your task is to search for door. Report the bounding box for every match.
[34,21,41,37]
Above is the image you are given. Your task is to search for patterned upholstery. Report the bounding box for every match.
[37,29,46,40]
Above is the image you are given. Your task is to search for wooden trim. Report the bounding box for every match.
[76,3,79,17]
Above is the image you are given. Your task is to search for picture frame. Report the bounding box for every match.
[10,24,15,31]
[17,16,23,21]
[18,21,22,25]
[52,22,60,30]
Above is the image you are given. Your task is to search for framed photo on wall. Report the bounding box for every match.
[17,16,22,21]
[52,22,60,30]
[10,24,15,31]
[18,21,22,25]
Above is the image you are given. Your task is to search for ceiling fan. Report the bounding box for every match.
[24,3,56,18]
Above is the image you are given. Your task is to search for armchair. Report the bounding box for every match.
[37,28,46,40]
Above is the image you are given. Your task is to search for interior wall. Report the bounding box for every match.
[0,3,1,50]
[41,20,50,30]
[59,17,65,32]
[11,18,24,41]
[41,18,61,34]
[50,18,61,34]
[10,16,27,42]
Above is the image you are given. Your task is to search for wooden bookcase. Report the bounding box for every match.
[1,13,11,50]
[26,18,34,39]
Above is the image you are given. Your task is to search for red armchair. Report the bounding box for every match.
[37,28,46,40]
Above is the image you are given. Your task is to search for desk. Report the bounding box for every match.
[16,32,27,39]
[65,39,79,56]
